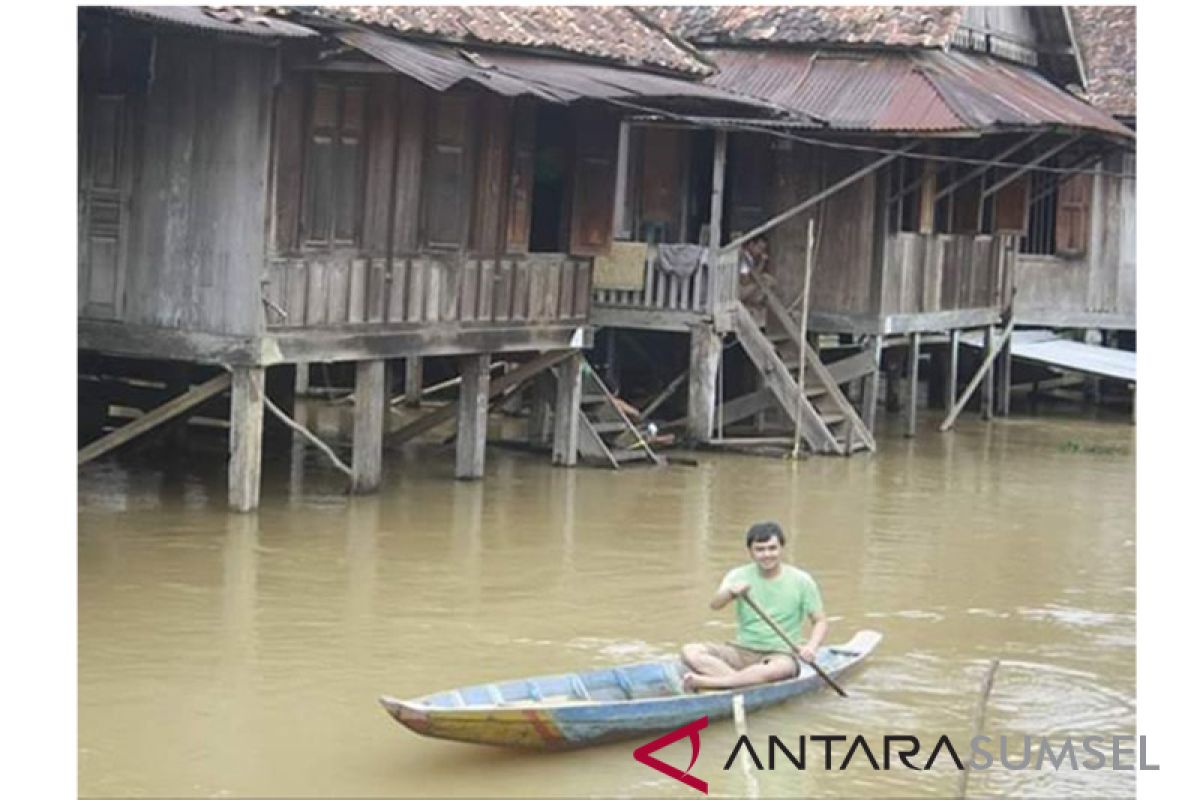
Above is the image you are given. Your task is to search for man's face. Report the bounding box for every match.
[748,535,783,572]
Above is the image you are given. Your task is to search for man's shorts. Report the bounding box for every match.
[696,641,801,678]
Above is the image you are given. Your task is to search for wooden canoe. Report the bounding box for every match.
[379,629,881,750]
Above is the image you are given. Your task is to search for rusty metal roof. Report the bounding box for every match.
[644,6,963,48]
[109,6,317,39]
[313,5,712,76]
[1070,6,1136,118]
[703,47,1132,137]
[337,28,793,116]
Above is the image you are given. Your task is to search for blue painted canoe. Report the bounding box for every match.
[379,629,881,749]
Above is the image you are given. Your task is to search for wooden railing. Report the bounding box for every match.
[881,233,1016,316]
[591,246,740,316]
[263,253,591,329]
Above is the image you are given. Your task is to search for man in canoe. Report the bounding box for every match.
[681,521,828,691]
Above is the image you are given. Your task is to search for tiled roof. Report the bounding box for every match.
[309,6,712,76]
[1070,6,1136,118]
[643,6,963,48]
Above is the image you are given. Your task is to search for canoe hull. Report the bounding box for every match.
[380,629,881,750]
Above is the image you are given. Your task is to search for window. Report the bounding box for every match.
[1020,165,1091,257]
[301,79,366,247]
[421,90,474,250]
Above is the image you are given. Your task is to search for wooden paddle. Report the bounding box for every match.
[739,589,849,698]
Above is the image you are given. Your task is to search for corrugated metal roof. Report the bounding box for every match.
[314,5,712,77]
[703,47,1133,136]
[109,6,317,39]
[336,29,796,115]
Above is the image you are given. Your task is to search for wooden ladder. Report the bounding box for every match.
[732,287,876,455]
[569,360,663,468]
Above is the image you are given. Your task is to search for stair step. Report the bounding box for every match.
[581,394,607,404]
[612,448,651,463]
[820,412,846,426]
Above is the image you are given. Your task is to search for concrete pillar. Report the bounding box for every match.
[455,354,490,480]
[352,359,386,493]
[552,353,583,466]
[229,366,265,512]
[687,324,721,442]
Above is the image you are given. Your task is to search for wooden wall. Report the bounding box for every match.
[1014,152,1136,328]
[79,25,276,336]
[882,233,1012,316]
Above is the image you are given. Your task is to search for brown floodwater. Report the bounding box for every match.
[79,402,1136,798]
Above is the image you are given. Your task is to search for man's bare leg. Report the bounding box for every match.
[685,655,795,691]
[681,643,737,679]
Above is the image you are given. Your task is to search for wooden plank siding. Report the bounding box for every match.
[881,233,1012,316]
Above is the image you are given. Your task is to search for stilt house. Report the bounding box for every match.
[592,5,1134,447]
[77,5,772,509]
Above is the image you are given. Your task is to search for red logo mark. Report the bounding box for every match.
[633,716,709,795]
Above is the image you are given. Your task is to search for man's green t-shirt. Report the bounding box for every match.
[720,563,823,652]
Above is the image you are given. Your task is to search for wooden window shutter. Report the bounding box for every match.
[505,100,536,254]
[993,173,1030,234]
[333,85,366,244]
[302,82,338,245]
[569,107,618,256]
[422,91,474,250]
[639,127,682,239]
[470,94,513,254]
[1055,172,1092,256]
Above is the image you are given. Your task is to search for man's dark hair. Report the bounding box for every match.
[745,521,785,547]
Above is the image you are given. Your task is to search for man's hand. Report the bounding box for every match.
[797,645,817,664]
[727,582,750,598]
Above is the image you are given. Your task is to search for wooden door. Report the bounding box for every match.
[79,94,129,319]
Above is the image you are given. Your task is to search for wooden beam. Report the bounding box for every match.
[387,349,574,447]
[906,332,921,438]
[552,353,583,466]
[980,135,1082,201]
[939,317,1017,431]
[946,329,961,411]
[353,359,386,492]
[229,367,265,513]
[725,141,918,254]
[707,129,728,314]
[78,372,232,466]
[455,354,490,479]
[404,356,423,407]
[933,131,1042,202]
[687,324,722,442]
[640,368,689,420]
[262,395,353,480]
[981,325,995,420]
[862,336,883,434]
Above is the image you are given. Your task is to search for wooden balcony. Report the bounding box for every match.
[589,245,740,331]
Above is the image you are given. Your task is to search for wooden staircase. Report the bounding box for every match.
[570,361,663,469]
[731,288,876,455]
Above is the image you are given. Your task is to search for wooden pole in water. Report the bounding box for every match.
[957,659,1001,799]
[732,694,760,798]
[791,218,815,460]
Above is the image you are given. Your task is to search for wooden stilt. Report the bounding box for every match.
[862,336,883,434]
[552,352,583,466]
[940,317,1017,431]
[294,361,310,396]
[352,359,386,493]
[981,325,995,420]
[455,354,490,480]
[404,356,423,407]
[946,329,960,411]
[687,324,721,442]
[906,332,921,438]
[997,335,1013,417]
[229,366,265,512]
[527,373,555,446]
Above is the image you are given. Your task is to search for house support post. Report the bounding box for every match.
[981,325,995,420]
[294,361,310,396]
[229,366,265,513]
[552,352,583,466]
[906,332,921,438]
[946,330,961,410]
[707,130,728,318]
[997,335,1013,417]
[687,323,721,442]
[352,359,386,493]
[404,356,423,407]
[527,373,555,446]
[455,354,490,479]
[862,335,884,435]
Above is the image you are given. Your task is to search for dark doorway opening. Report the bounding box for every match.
[529,105,570,252]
